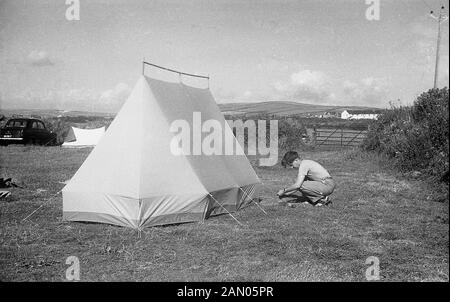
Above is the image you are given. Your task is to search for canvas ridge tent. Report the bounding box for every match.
[62,126,105,147]
[62,75,260,228]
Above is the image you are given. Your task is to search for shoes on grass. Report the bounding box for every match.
[313,196,332,207]
[280,196,332,208]
[321,196,332,206]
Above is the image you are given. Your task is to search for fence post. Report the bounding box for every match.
[313,126,317,146]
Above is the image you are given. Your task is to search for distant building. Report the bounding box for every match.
[305,111,337,118]
[321,111,337,118]
[221,111,247,116]
[341,109,383,120]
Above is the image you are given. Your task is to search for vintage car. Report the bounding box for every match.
[0,118,57,146]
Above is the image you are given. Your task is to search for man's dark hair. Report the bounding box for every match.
[281,151,299,168]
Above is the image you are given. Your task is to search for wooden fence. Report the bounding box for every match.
[313,128,368,147]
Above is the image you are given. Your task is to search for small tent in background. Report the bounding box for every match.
[62,75,260,228]
[62,126,105,147]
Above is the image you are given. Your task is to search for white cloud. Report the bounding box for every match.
[290,69,327,88]
[270,68,391,106]
[99,83,131,108]
[273,68,332,103]
[409,19,448,73]
[234,90,259,102]
[243,90,252,98]
[213,87,239,103]
[342,77,388,105]
[27,50,53,66]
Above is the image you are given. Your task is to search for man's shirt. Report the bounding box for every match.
[298,160,331,181]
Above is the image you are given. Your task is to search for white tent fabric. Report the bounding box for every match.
[62,127,105,147]
[62,76,260,228]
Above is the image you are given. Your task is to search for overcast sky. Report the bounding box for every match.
[0,0,448,112]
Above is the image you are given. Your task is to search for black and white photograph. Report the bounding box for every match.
[0,0,448,286]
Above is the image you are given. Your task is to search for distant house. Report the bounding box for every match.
[221,110,247,116]
[341,109,384,120]
[321,111,336,118]
[306,111,336,118]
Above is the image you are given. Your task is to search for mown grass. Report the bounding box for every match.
[0,146,448,281]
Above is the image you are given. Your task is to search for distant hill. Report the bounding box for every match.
[0,109,114,118]
[1,101,383,118]
[218,101,382,116]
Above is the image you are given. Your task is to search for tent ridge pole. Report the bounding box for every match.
[142,60,209,80]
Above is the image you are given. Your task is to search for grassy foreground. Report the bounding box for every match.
[0,146,448,281]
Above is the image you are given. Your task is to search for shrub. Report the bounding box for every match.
[362,87,449,181]
[225,113,308,152]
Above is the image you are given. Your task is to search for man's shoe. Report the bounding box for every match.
[322,196,332,206]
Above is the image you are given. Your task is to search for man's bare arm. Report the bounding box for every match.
[281,173,305,195]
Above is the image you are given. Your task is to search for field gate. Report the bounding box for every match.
[314,127,368,147]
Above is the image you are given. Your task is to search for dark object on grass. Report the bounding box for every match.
[0,190,11,199]
[440,170,449,183]
[0,178,21,188]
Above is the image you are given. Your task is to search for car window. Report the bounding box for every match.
[6,120,27,127]
[38,122,45,129]
[32,121,39,129]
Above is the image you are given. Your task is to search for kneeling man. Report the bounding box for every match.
[277,151,336,206]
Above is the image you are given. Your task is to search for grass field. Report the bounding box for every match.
[0,146,448,281]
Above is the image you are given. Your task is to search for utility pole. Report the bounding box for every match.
[430,6,448,89]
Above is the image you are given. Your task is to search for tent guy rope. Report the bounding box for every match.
[21,190,62,223]
[208,193,244,226]
[239,186,267,215]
